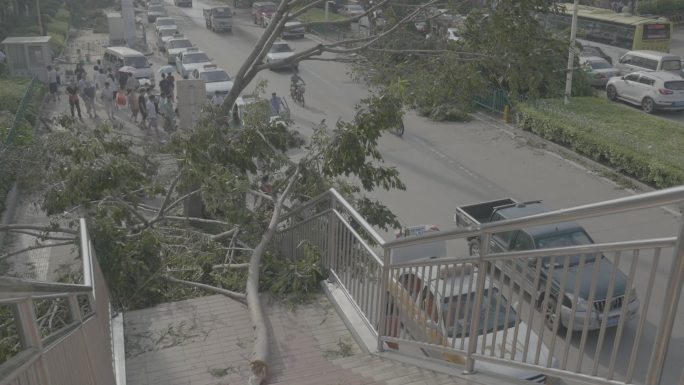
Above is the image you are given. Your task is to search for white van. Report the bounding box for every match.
[102,47,155,85]
[615,50,682,76]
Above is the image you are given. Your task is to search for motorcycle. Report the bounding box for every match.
[290,83,305,106]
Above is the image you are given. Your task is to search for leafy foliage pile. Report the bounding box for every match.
[516,97,684,188]
[261,243,328,304]
[16,89,403,311]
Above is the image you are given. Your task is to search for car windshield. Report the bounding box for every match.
[349,5,363,11]
[589,60,611,69]
[149,5,164,11]
[168,39,192,48]
[270,43,292,53]
[662,59,682,71]
[159,29,177,36]
[183,53,209,63]
[535,230,597,266]
[201,70,231,82]
[124,56,148,68]
[258,4,276,12]
[442,288,517,338]
[211,7,232,16]
[157,19,175,26]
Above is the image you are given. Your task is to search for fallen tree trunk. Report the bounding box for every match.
[246,169,299,385]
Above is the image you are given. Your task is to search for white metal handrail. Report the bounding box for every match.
[0,218,116,385]
[275,186,684,385]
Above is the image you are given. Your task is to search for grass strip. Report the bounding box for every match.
[516,97,684,188]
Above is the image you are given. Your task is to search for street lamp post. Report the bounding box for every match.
[563,0,580,105]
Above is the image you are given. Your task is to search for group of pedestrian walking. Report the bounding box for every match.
[45,61,176,136]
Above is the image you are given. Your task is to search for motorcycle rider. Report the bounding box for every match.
[290,69,305,101]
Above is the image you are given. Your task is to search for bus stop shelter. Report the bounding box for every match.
[1,36,52,82]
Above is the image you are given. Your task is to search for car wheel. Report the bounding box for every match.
[606,85,618,101]
[541,294,566,333]
[642,97,655,114]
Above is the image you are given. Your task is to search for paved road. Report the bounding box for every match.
[144,4,684,384]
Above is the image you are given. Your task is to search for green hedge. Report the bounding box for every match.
[516,97,684,188]
[638,0,684,16]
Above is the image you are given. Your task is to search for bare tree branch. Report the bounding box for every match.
[3,229,76,241]
[300,0,389,28]
[111,196,150,226]
[161,189,200,217]
[162,216,233,226]
[164,275,247,303]
[209,227,239,242]
[287,0,326,19]
[0,241,75,261]
[255,0,439,71]
[213,263,250,270]
[0,224,78,234]
[155,169,184,221]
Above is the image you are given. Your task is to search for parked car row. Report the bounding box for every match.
[576,47,684,113]
[146,1,234,100]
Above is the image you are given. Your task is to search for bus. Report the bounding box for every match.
[539,4,673,59]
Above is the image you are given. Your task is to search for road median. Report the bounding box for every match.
[516,97,684,189]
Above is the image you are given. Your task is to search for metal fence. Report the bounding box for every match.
[0,219,117,385]
[473,88,511,113]
[274,187,684,385]
[3,76,44,147]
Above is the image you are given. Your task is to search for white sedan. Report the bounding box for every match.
[192,65,233,100]
[265,42,297,71]
[606,71,684,113]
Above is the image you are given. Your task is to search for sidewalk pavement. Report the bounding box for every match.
[3,29,170,281]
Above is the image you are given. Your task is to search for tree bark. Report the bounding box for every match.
[246,169,299,385]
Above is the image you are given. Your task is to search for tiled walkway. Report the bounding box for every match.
[124,294,485,385]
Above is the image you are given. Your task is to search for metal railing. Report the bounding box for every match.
[274,186,684,385]
[0,219,116,385]
[473,88,511,114]
[3,75,43,147]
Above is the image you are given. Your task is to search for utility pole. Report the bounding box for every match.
[36,0,44,35]
[563,0,580,105]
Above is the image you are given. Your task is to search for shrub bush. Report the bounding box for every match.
[639,0,684,15]
[516,98,684,188]
[47,19,69,37]
[54,8,71,22]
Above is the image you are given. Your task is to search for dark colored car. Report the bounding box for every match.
[579,44,613,65]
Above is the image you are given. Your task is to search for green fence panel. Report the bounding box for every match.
[474,88,511,113]
[4,76,41,147]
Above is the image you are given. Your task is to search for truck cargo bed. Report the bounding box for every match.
[454,198,516,228]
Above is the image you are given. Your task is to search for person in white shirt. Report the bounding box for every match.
[47,65,58,102]
[146,95,159,136]
[211,91,225,107]
[92,65,100,88]
[126,73,138,92]
[96,69,107,92]
[101,81,116,120]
